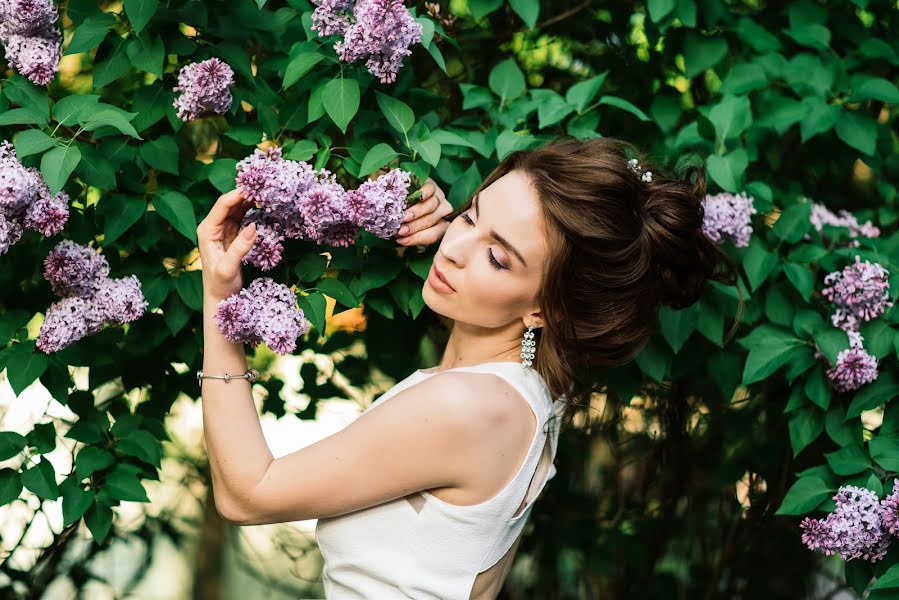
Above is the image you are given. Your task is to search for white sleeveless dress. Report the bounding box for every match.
[314,360,566,599]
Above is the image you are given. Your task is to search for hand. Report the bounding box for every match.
[396,177,454,246]
[197,188,257,301]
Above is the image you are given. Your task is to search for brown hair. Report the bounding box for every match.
[442,135,744,430]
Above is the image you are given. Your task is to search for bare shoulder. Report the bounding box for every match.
[419,370,537,431]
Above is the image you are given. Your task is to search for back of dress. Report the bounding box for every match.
[315,361,565,599]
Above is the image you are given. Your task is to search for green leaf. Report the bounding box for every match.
[783,262,815,301]
[803,363,832,410]
[772,200,812,243]
[375,91,415,135]
[852,77,899,104]
[75,446,116,479]
[126,33,165,78]
[0,469,23,506]
[565,73,607,113]
[359,143,399,178]
[509,0,539,28]
[21,458,59,500]
[870,435,899,472]
[873,564,899,590]
[175,271,203,311]
[0,107,48,126]
[85,501,113,543]
[812,327,850,364]
[14,129,57,158]
[488,58,526,107]
[707,148,748,192]
[103,194,146,244]
[61,477,94,526]
[117,430,162,468]
[124,0,158,34]
[742,236,777,291]
[598,95,651,121]
[40,144,82,195]
[296,291,327,334]
[283,51,325,90]
[846,373,899,419]
[3,74,49,120]
[294,253,328,282]
[658,304,699,353]
[788,406,827,456]
[139,135,179,174]
[315,277,359,309]
[65,13,116,55]
[825,443,870,476]
[0,432,27,461]
[103,464,150,502]
[81,109,142,139]
[683,31,729,79]
[209,158,239,193]
[411,138,441,167]
[469,0,503,20]
[775,476,833,515]
[7,349,49,397]
[53,94,100,127]
[647,0,676,22]
[153,191,197,244]
[323,77,360,134]
[835,110,877,156]
[92,38,132,89]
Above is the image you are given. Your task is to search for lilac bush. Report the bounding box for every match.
[821,255,894,332]
[800,485,893,563]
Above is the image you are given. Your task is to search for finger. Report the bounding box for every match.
[204,188,249,228]
[402,193,439,224]
[420,178,435,200]
[397,221,448,247]
[219,222,257,275]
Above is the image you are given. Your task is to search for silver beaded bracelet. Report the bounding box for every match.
[197,369,260,389]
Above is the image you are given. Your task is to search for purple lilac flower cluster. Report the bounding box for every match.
[800,482,899,563]
[809,202,880,248]
[811,255,893,392]
[0,0,62,85]
[36,240,148,353]
[172,58,235,122]
[213,277,310,355]
[311,0,423,84]
[700,191,757,248]
[0,140,68,255]
[234,146,411,271]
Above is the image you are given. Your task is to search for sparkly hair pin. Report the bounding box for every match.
[627,158,653,182]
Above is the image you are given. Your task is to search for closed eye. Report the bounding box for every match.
[461,213,507,270]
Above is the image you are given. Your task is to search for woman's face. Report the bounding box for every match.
[423,169,548,328]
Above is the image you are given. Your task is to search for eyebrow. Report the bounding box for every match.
[474,193,528,268]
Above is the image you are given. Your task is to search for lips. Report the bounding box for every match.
[433,265,456,291]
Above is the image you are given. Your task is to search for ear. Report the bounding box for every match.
[526,309,544,330]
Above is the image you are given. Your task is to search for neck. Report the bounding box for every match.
[431,320,525,370]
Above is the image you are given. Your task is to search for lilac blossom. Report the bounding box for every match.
[42,239,110,297]
[37,241,148,353]
[700,191,756,248]
[822,255,893,332]
[233,146,412,269]
[826,345,879,393]
[809,202,880,248]
[311,0,353,36]
[800,485,891,563]
[347,168,411,239]
[0,0,62,86]
[880,480,899,538]
[311,0,423,84]
[172,58,235,121]
[213,277,310,355]
[0,140,68,253]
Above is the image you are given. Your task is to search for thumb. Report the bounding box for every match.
[222,222,256,272]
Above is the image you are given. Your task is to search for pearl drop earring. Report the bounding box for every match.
[520,324,536,368]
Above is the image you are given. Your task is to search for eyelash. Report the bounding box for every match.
[461,212,506,270]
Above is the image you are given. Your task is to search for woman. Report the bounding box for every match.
[196,135,741,599]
